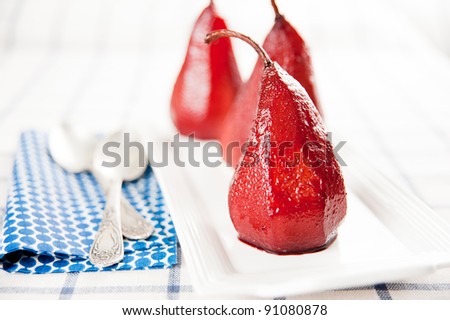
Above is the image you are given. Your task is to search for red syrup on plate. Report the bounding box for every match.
[237,233,338,256]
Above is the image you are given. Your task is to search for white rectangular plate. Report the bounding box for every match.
[146,131,450,297]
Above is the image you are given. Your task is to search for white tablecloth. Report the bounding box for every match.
[0,0,449,299]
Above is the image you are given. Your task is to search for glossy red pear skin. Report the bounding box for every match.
[265,16,321,110]
[171,4,241,139]
[221,16,321,167]
[220,59,263,168]
[228,63,346,254]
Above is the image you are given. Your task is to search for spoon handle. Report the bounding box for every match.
[89,179,124,268]
[120,197,154,240]
[94,172,153,240]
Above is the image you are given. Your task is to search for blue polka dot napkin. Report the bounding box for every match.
[0,131,177,273]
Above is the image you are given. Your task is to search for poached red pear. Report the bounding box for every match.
[205,30,346,254]
[171,1,241,139]
[220,0,321,167]
[265,0,321,110]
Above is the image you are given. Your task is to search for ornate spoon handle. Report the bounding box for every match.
[89,180,124,268]
[120,197,154,240]
[95,172,153,240]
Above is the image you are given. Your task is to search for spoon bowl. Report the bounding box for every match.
[48,122,97,173]
[92,131,148,183]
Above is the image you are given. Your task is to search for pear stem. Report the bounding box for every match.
[271,0,282,18]
[205,29,273,68]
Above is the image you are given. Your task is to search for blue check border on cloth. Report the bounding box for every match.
[0,131,177,273]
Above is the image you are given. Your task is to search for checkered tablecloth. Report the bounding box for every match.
[0,0,449,299]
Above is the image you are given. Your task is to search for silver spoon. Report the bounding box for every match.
[48,123,154,240]
[88,131,148,267]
